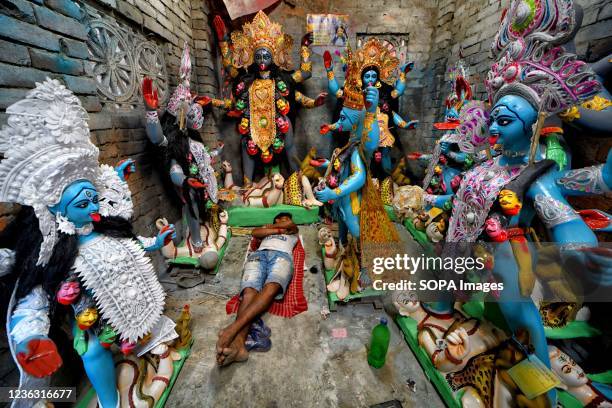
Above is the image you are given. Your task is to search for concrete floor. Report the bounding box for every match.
[161,224,445,408]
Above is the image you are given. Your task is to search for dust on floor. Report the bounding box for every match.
[161,224,445,408]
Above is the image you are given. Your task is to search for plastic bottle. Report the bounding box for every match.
[367,317,390,368]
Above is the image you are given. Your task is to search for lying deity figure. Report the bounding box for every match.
[211,11,327,184]
[424,1,608,405]
[0,79,180,408]
[315,44,402,297]
[324,38,418,178]
[142,43,224,267]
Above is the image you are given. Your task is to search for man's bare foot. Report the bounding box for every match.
[217,337,248,367]
[216,325,239,361]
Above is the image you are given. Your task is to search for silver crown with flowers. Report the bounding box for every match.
[0,78,100,266]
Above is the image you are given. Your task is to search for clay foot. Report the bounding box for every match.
[218,338,249,367]
[302,198,324,208]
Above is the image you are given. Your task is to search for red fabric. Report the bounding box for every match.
[226,237,308,318]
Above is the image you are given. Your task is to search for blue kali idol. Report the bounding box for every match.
[0,79,178,408]
[314,42,402,297]
[324,38,418,179]
[423,0,609,405]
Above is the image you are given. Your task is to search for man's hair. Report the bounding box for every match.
[273,212,293,222]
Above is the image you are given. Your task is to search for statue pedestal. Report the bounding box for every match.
[227,204,319,227]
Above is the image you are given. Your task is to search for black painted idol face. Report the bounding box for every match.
[255,47,273,71]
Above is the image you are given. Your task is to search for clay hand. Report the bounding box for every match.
[401,61,414,74]
[213,15,228,41]
[446,327,470,361]
[323,51,333,70]
[219,210,229,225]
[187,178,207,189]
[439,141,450,155]
[222,160,232,173]
[365,86,379,113]
[155,224,176,249]
[301,31,314,47]
[575,246,612,286]
[115,158,136,181]
[314,92,328,107]
[16,336,62,378]
[194,95,212,107]
[315,186,338,203]
[142,77,159,111]
[310,158,329,169]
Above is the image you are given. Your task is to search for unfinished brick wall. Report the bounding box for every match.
[0,0,221,234]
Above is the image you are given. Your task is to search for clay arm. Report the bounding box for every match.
[363,108,380,159]
[391,62,413,99]
[323,51,343,100]
[424,192,453,209]
[291,36,314,83]
[295,90,327,109]
[555,149,612,197]
[169,159,187,187]
[315,150,366,202]
[392,111,418,130]
[213,15,239,79]
[142,78,167,146]
[9,286,62,377]
[210,97,234,111]
[528,176,612,285]
[138,224,176,252]
[215,211,229,250]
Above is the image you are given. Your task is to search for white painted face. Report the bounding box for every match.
[272,173,285,189]
[549,345,588,387]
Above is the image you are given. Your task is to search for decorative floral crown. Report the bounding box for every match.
[0,78,100,265]
[230,11,294,70]
[486,0,600,114]
[342,38,399,110]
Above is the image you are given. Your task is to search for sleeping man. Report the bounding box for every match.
[216,212,298,366]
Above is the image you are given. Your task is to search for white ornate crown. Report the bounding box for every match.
[486,0,600,114]
[0,78,100,265]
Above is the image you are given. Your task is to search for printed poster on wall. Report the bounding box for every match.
[306,14,350,55]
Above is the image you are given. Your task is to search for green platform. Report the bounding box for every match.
[403,218,435,255]
[228,204,319,227]
[168,229,232,275]
[395,315,461,408]
[322,248,384,311]
[396,312,605,408]
[385,204,398,222]
[76,341,193,408]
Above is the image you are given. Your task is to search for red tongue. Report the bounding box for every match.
[90,213,101,222]
[489,135,499,145]
[259,64,266,71]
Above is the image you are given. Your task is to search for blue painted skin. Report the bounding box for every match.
[328,67,416,176]
[316,86,380,243]
[11,162,174,408]
[426,94,611,405]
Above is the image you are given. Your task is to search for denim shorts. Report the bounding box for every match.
[240,249,294,300]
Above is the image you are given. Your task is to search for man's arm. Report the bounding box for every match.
[253,220,298,238]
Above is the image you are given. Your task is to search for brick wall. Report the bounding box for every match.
[0,0,221,235]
